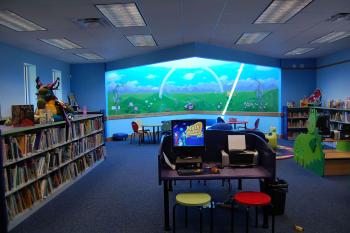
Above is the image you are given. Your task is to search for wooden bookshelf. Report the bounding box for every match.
[0,114,106,232]
[283,106,310,140]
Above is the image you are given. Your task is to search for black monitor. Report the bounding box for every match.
[171,119,206,158]
[316,114,330,137]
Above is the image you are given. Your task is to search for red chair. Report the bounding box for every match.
[231,191,274,233]
[130,121,151,144]
[239,118,260,130]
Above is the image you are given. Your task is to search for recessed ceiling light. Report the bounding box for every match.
[310,31,350,44]
[236,32,271,44]
[254,0,313,24]
[75,53,104,60]
[40,38,82,49]
[96,3,146,28]
[0,10,46,31]
[285,47,314,55]
[126,35,157,47]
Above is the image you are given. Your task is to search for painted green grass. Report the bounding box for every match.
[107,89,278,115]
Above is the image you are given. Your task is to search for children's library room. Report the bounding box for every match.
[1,1,350,233]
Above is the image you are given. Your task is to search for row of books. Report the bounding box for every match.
[6,148,105,221]
[2,125,104,165]
[3,134,103,193]
[69,118,104,140]
[288,111,309,118]
[327,98,350,109]
[2,126,66,164]
[330,112,350,123]
[287,119,308,128]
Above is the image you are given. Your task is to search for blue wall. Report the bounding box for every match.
[317,48,350,104]
[70,63,105,112]
[0,42,70,117]
[280,59,317,106]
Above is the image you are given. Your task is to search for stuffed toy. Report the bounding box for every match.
[35,77,73,122]
[266,126,277,149]
[307,89,322,106]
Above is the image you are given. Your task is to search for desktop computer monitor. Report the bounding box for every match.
[171,119,206,158]
[316,114,330,138]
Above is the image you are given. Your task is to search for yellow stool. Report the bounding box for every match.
[173,192,213,233]
[266,127,278,149]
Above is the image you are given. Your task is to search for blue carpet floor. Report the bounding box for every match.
[9,140,350,233]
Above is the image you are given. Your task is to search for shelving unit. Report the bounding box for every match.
[283,106,350,140]
[0,114,106,232]
[314,107,350,132]
[283,106,310,140]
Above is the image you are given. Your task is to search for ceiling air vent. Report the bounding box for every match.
[327,13,350,22]
[75,18,109,28]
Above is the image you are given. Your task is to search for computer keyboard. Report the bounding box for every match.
[177,168,204,176]
[177,168,220,176]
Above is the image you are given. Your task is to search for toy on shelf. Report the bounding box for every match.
[35,77,73,122]
[299,89,322,107]
[307,89,322,106]
[287,101,296,108]
[299,97,308,107]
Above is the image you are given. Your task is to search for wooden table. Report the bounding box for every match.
[322,139,350,175]
[228,121,248,129]
[142,123,162,144]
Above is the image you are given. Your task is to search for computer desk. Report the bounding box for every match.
[159,164,273,231]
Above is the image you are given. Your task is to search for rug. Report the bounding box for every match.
[275,145,294,160]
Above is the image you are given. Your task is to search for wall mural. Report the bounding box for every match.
[105,57,281,116]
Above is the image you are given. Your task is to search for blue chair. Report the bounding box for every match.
[208,123,233,131]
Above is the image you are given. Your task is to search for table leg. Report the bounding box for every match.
[164,180,171,231]
[157,126,160,143]
[142,126,145,143]
[238,179,242,190]
[244,123,247,129]
[152,126,156,144]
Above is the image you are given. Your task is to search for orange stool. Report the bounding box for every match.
[231,191,274,233]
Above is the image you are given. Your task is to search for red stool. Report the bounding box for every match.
[231,191,274,233]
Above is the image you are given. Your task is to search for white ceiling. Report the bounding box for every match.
[0,0,350,63]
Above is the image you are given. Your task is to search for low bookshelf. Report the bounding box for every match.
[283,106,310,140]
[0,114,106,232]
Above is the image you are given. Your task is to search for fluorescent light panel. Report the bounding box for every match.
[96,3,146,27]
[236,32,270,44]
[126,35,157,47]
[310,31,350,44]
[40,38,82,49]
[285,47,314,55]
[255,0,313,24]
[0,10,46,31]
[75,53,104,60]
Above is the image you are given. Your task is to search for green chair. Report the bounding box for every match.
[173,192,214,233]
